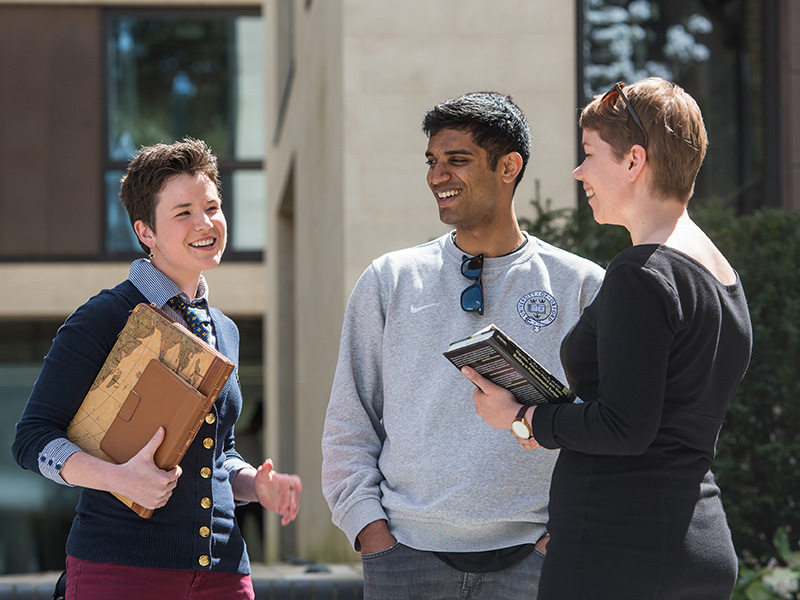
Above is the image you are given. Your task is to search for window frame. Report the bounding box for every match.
[101,6,265,262]
[574,0,780,213]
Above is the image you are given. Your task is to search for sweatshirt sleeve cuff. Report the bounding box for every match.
[337,498,388,551]
[38,438,82,486]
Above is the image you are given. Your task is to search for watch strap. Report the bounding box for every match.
[512,405,533,439]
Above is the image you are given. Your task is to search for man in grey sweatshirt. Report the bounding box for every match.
[321,92,605,599]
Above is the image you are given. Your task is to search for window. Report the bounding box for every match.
[0,321,81,574]
[580,0,768,213]
[105,9,266,256]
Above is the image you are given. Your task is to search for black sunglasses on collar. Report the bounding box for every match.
[601,81,649,150]
[460,254,484,315]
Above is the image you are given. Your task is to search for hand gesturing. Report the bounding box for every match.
[253,459,302,526]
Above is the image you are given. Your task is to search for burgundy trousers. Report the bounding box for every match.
[65,556,255,600]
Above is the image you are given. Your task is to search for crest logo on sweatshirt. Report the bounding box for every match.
[517,291,558,333]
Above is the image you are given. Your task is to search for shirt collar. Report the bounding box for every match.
[128,258,209,309]
[446,230,533,260]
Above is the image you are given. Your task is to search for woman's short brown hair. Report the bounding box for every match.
[119,138,220,254]
[579,77,707,204]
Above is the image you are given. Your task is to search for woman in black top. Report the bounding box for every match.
[465,77,752,599]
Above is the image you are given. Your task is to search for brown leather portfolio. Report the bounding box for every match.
[66,303,235,518]
[100,358,209,469]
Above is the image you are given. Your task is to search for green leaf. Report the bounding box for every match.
[743,583,777,600]
[773,527,792,564]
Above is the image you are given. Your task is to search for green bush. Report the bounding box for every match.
[521,198,800,564]
[733,528,800,600]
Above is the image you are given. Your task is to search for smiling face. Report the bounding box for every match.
[425,128,508,230]
[134,172,227,296]
[573,128,633,227]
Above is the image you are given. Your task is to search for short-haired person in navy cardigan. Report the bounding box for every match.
[12,138,301,600]
[465,78,752,600]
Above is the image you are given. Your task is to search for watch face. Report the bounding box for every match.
[511,420,532,439]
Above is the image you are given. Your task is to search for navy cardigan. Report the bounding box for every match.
[12,280,251,574]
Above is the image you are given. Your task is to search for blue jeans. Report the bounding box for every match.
[361,543,544,600]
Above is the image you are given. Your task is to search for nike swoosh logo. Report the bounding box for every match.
[410,303,440,314]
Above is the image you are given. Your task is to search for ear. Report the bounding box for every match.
[499,152,524,185]
[627,145,647,182]
[133,220,155,251]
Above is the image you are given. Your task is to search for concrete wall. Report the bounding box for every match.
[0,263,264,319]
[264,0,348,562]
[265,0,579,562]
[340,1,580,291]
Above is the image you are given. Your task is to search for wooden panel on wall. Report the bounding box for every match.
[0,6,102,257]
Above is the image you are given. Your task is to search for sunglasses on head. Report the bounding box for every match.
[460,254,484,315]
[601,82,649,150]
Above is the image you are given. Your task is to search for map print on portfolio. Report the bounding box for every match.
[66,303,232,462]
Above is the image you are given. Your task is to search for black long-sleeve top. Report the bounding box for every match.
[532,243,753,600]
[534,244,751,463]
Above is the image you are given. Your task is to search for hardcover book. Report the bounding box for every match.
[66,303,235,518]
[444,324,575,405]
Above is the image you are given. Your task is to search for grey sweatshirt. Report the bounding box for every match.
[321,232,605,552]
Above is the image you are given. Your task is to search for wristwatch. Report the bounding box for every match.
[511,405,533,440]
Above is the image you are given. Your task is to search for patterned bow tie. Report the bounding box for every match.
[167,296,212,343]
